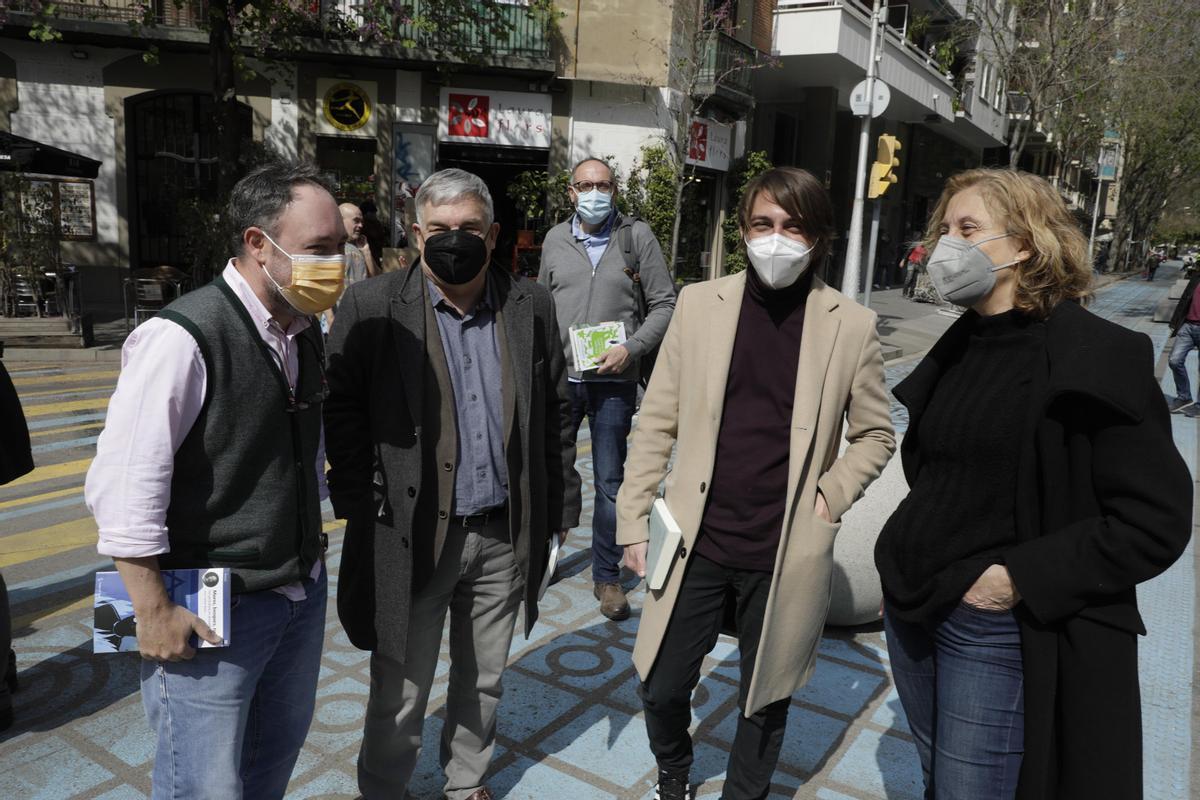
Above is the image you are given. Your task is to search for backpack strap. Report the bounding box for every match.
[618,216,649,324]
[619,219,639,275]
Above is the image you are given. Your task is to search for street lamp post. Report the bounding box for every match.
[840,0,884,301]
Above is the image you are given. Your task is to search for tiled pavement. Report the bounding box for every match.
[0,269,1196,799]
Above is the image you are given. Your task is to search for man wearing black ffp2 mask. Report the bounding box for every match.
[421,228,491,286]
[323,167,581,800]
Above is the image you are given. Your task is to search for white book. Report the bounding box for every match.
[569,321,627,372]
[645,498,684,591]
[538,533,562,600]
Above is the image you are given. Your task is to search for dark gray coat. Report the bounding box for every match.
[324,264,581,663]
[538,214,676,381]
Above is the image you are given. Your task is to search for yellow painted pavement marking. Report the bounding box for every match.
[0,517,98,568]
[13,594,94,630]
[11,369,119,386]
[23,397,111,417]
[20,385,115,400]
[30,421,104,439]
[0,486,81,511]
[3,457,92,489]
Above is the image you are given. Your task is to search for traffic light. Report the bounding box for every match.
[868,134,902,199]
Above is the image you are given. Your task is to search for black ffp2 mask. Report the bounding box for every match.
[422,229,490,285]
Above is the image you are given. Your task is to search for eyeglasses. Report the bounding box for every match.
[572,180,615,194]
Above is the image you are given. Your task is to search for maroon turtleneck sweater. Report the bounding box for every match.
[694,266,812,572]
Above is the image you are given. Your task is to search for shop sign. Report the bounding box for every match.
[685,118,732,172]
[438,88,551,149]
[316,79,377,137]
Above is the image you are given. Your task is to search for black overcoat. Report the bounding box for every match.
[0,359,33,486]
[893,300,1192,799]
[323,264,581,663]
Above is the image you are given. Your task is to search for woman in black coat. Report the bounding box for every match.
[875,168,1192,799]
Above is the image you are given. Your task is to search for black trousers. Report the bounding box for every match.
[639,554,790,800]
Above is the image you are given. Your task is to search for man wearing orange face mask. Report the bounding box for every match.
[85,160,346,799]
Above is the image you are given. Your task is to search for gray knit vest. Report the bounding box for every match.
[157,277,324,594]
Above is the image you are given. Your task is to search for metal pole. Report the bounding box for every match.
[863,200,883,307]
[840,0,884,301]
[1087,178,1104,266]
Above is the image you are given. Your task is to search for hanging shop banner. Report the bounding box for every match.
[316,79,378,137]
[684,118,732,172]
[437,87,552,149]
[393,123,437,246]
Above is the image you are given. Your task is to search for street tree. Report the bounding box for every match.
[1107,0,1200,272]
[972,0,1121,170]
[626,0,771,277]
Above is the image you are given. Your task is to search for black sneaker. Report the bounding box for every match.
[1185,405,1200,418]
[1168,397,1195,413]
[654,770,691,800]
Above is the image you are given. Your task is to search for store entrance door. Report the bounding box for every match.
[437,143,550,273]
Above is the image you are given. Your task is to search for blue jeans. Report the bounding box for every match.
[884,601,1024,800]
[141,568,327,800]
[568,380,637,583]
[1169,321,1200,402]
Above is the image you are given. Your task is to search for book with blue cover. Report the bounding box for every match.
[93,568,231,654]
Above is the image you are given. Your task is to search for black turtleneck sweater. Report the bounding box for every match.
[875,309,1044,624]
[694,267,813,573]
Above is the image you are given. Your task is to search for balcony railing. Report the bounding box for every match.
[696,31,757,100]
[328,0,551,61]
[5,0,552,62]
[6,0,206,28]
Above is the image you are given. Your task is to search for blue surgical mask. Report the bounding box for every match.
[576,189,613,225]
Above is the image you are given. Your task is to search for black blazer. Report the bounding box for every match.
[894,300,1192,799]
[323,264,581,663]
[0,359,33,486]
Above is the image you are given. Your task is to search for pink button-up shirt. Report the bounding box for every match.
[86,262,326,599]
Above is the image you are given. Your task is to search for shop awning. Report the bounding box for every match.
[0,131,101,179]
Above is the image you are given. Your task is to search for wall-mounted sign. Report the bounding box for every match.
[685,118,732,172]
[437,88,551,149]
[56,179,96,240]
[17,177,95,241]
[316,79,377,137]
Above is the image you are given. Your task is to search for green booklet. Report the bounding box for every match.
[569,321,627,372]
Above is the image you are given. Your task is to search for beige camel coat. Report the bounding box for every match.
[615,272,895,716]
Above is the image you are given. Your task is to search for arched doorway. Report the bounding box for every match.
[127,91,252,275]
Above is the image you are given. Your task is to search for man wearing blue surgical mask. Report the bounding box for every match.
[539,157,677,620]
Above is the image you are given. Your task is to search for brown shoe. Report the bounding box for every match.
[594,581,631,621]
[459,789,494,800]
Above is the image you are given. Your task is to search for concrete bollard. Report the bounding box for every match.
[828,432,908,626]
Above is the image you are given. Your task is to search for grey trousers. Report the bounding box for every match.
[358,516,523,800]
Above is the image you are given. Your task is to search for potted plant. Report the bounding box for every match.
[507,169,549,247]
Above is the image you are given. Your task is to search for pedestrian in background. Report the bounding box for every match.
[0,356,35,733]
[902,239,927,299]
[876,168,1192,799]
[85,160,344,799]
[1165,266,1200,416]
[538,157,676,621]
[616,167,895,800]
[324,168,580,800]
[359,198,388,269]
[339,202,375,282]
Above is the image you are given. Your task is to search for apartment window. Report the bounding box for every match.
[994,76,1005,109]
[979,62,992,105]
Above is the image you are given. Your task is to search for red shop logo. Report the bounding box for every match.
[448,94,490,137]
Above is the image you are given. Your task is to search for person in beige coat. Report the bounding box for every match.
[616,167,895,800]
